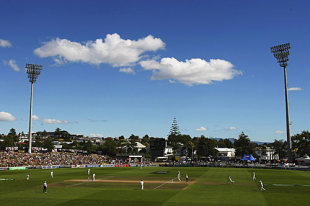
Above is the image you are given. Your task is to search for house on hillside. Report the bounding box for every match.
[135,142,146,152]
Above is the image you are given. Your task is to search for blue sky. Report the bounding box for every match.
[0,0,309,142]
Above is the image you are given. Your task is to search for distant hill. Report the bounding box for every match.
[210,137,270,145]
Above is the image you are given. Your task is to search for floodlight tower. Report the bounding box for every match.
[270,43,292,162]
[26,64,43,154]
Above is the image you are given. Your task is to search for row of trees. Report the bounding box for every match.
[1,128,310,159]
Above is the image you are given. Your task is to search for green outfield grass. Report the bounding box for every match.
[1,166,310,206]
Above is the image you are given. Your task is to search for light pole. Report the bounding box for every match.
[270,43,292,162]
[26,64,43,154]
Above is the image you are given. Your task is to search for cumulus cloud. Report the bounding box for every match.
[32,115,40,120]
[288,87,302,91]
[89,133,104,138]
[275,130,285,134]
[3,59,20,71]
[119,67,136,75]
[34,33,165,67]
[196,126,207,131]
[0,112,16,121]
[32,115,68,124]
[140,57,241,86]
[229,126,237,130]
[0,39,12,48]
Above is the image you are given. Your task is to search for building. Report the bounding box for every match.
[135,142,146,152]
[215,148,236,159]
[116,154,143,163]
[164,145,173,156]
[255,147,279,161]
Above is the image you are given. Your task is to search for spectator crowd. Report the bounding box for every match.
[0,151,106,167]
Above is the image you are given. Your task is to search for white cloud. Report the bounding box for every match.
[229,126,237,130]
[32,115,40,120]
[42,119,69,124]
[196,126,207,131]
[119,67,136,75]
[32,115,68,124]
[275,130,285,134]
[34,33,165,67]
[90,133,104,138]
[169,80,176,84]
[288,87,302,91]
[0,112,16,121]
[3,59,20,72]
[140,57,241,86]
[0,39,12,48]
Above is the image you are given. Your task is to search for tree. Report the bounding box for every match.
[217,139,226,148]
[234,132,256,157]
[196,136,218,158]
[1,128,18,149]
[55,128,61,134]
[169,117,180,135]
[168,134,179,149]
[1,135,15,149]
[33,141,43,147]
[270,139,287,159]
[43,139,55,152]
[99,139,117,157]
[84,140,96,154]
[8,128,18,142]
[129,134,139,142]
[224,139,234,148]
[42,130,48,137]
[141,135,150,146]
[9,128,16,136]
[292,131,310,157]
[188,141,195,160]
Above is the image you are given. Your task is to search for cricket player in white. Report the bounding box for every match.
[50,171,54,178]
[43,181,47,193]
[253,172,256,180]
[186,173,189,183]
[177,171,181,181]
[140,180,144,190]
[259,180,266,190]
[26,174,30,181]
[228,176,235,183]
[92,173,96,181]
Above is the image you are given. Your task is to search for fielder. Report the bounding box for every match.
[92,173,96,181]
[50,171,54,178]
[259,180,266,191]
[140,179,144,190]
[186,173,189,183]
[228,176,235,183]
[88,168,90,176]
[26,174,30,181]
[253,172,256,180]
[177,171,181,181]
[43,181,47,193]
